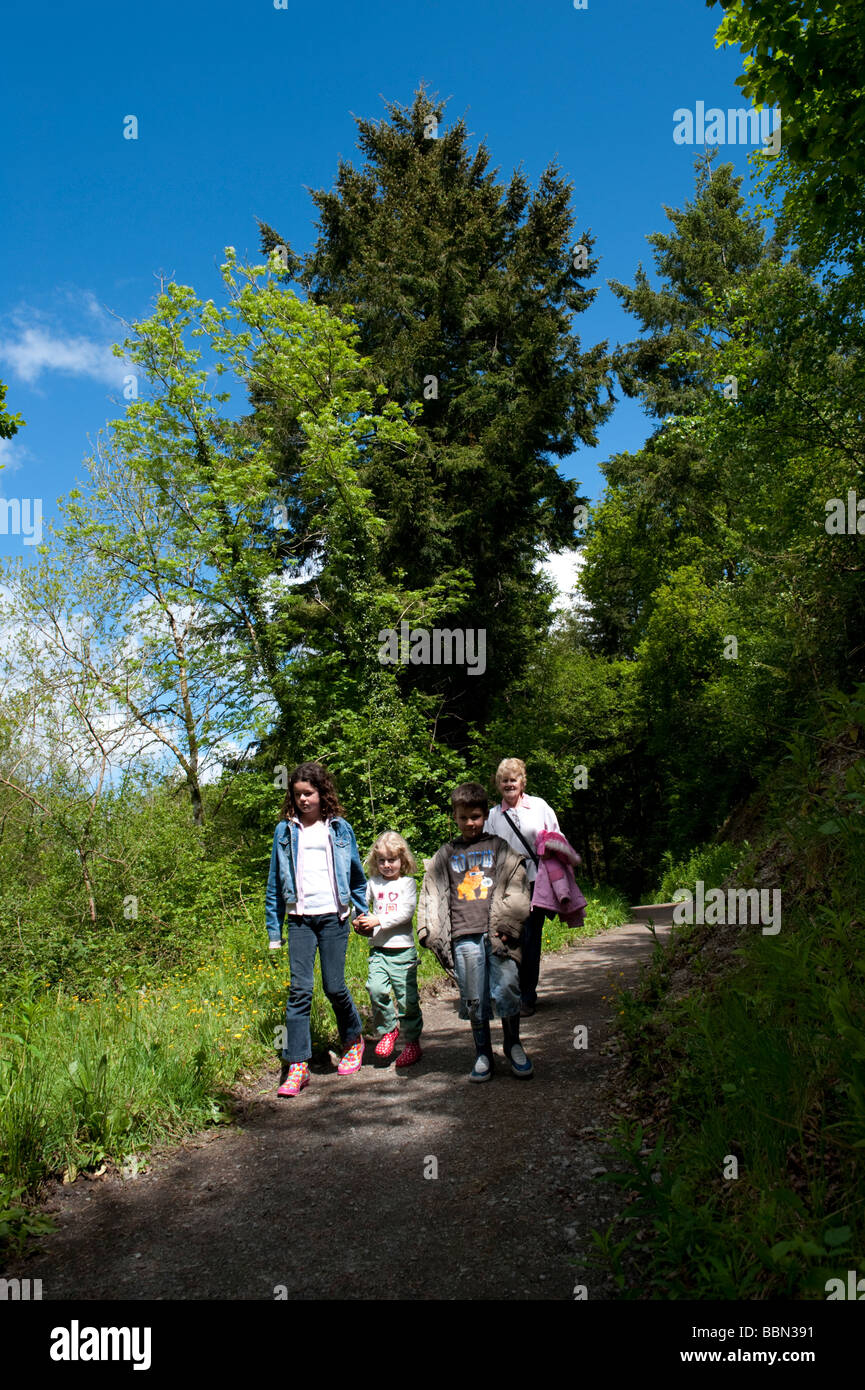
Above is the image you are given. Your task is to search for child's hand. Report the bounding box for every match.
[353,913,375,935]
[365,915,381,930]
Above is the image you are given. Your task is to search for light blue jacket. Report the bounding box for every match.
[265,817,368,943]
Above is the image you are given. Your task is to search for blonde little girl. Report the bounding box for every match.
[354,831,423,1068]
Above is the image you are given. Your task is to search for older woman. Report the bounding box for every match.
[485,758,561,1016]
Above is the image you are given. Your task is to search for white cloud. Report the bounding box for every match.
[0,325,127,387]
[79,290,114,326]
[537,547,588,613]
[47,286,117,330]
[0,437,29,478]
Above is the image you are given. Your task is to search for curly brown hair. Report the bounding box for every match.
[281,762,345,822]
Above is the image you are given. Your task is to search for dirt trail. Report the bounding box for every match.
[10,922,669,1301]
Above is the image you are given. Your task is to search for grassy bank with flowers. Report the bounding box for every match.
[0,883,629,1253]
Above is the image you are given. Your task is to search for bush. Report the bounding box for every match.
[653,840,744,903]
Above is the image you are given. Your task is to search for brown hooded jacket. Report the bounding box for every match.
[416,835,530,976]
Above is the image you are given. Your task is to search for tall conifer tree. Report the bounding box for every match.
[259,87,612,734]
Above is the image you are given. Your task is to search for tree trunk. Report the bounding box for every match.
[79,850,97,922]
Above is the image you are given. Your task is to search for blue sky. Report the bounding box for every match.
[0,0,766,557]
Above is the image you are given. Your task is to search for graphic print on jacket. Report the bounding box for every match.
[447,837,498,939]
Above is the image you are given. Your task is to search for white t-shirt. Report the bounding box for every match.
[297,818,338,914]
[365,875,417,950]
[485,794,560,885]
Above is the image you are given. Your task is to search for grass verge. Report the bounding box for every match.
[0,882,629,1255]
[585,687,865,1299]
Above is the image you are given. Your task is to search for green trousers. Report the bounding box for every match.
[366,945,423,1042]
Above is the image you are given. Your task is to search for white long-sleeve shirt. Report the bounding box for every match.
[295,817,338,913]
[485,794,560,885]
[366,875,418,949]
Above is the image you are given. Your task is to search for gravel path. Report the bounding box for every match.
[9,922,669,1301]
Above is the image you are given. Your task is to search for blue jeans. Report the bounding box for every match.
[452,933,521,1024]
[282,913,362,1063]
[518,905,547,1006]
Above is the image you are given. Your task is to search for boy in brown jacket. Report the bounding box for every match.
[417,782,533,1082]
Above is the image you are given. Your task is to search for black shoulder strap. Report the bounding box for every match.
[502,809,539,867]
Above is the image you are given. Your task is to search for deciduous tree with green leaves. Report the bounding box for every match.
[709,0,865,288]
[2,253,455,826]
[578,151,865,858]
[582,155,775,655]
[0,377,24,441]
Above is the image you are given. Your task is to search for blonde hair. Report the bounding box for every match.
[365,830,417,877]
[495,757,527,790]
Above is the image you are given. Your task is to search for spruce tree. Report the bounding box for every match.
[259,87,612,735]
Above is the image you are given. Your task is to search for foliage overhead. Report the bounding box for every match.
[708,0,865,286]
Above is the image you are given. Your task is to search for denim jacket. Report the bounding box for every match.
[265,817,368,944]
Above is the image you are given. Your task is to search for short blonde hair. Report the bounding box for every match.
[495,757,527,790]
[365,830,417,877]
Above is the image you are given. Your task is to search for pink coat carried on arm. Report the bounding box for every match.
[531,828,587,929]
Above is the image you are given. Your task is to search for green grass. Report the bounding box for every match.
[586,690,865,1299]
[0,881,629,1254]
[652,840,745,903]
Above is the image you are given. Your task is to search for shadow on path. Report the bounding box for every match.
[9,923,670,1301]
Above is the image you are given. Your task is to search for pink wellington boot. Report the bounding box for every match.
[337,1036,365,1075]
[277,1062,310,1097]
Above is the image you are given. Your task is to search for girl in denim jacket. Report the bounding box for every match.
[266,761,368,1097]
